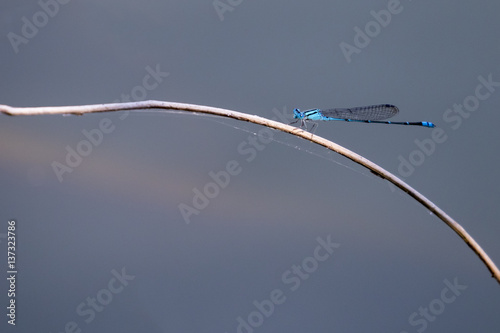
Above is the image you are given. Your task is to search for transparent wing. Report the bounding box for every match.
[318,104,399,121]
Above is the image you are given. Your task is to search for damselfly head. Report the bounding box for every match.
[293,108,302,119]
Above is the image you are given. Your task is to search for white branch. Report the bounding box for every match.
[2,100,499,284]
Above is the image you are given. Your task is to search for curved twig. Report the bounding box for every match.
[1,100,499,284]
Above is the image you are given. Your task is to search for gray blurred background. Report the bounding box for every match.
[1,0,499,332]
